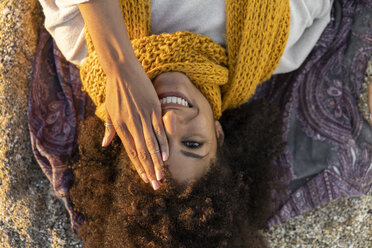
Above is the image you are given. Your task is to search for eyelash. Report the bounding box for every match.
[182,141,203,149]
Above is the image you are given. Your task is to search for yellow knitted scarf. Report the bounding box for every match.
[80,0,290,120]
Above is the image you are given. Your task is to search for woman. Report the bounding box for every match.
[28,0,372,244]
[36,0,334,191]
[68,94,285,247]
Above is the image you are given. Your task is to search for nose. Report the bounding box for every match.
[162,110,183,135]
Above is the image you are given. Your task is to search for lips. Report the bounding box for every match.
[160,96,189,107]
[158,92,193,108]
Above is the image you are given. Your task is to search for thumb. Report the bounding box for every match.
[102,112,116,147]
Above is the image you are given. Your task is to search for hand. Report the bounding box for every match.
[101,60,169,190]
[78,0,168,190]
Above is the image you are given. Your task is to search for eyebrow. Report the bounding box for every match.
[180,150,209,159]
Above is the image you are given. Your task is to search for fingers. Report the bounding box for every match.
[152,110,169,162]
[102,113,116,147]
[114,123,150,184]
[143,120,164,182]
[129,122,160,190]
[107,106,161,190]
[103,82,165,190]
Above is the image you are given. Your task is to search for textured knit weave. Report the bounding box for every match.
[80,0,290,120]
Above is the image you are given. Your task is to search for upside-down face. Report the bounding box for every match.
[152,72,224,183]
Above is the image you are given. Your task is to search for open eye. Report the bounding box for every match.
[182,141,203,149]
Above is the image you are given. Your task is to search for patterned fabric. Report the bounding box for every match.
[80,0,290,120]
[28,0,372,232]
[28,30,92,232]
[258,0,372,226]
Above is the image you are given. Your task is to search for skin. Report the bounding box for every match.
[152,72,224,183]
[103,70,224,184]
[78,0,372,188]
[78,0,168,191]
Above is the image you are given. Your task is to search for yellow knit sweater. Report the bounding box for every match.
[80,0,290,120]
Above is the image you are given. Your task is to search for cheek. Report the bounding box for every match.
[168,160,194,183]
[190,113,212,133]
[167,159,209,183]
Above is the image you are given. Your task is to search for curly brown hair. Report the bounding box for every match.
[68,99,286,247]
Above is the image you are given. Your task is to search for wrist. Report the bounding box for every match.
[97,40,136,70]
[104,53,144,85]
[101,46,140,75]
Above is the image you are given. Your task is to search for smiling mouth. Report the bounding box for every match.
[158,92,193,108]
[160,96,190,107]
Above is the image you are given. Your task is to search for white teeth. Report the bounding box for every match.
[159,96,189,107]
[182,99,188,107]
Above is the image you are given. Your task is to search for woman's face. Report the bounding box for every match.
[152,72,224,183]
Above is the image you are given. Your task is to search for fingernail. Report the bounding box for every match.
[156,170,163,181]
[101,137,107,147]
[141,173,149,183]
[162,152,167,161]
[151,180,160,190]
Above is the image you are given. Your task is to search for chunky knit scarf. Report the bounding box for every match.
[80,0,290,120]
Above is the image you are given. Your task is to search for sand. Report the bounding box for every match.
[0,1,371,247]
[0,1,82,247]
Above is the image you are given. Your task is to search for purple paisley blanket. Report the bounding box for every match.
[28,0,372,232]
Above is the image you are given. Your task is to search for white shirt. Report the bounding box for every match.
[38,0,333,74]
